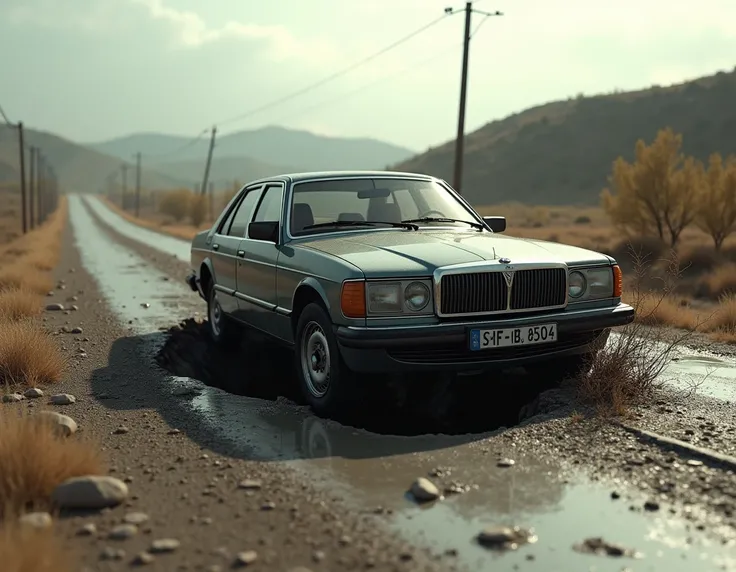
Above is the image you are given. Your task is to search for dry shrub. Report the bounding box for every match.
[578,249,705,416]
[609,235,668,270]
[0,266,53,295]
[699,263,736,298]
[0,409,104,515]
[0,520,76,572]
[678,245,720,275]
[0,321,66,388]
[0,289,42,322]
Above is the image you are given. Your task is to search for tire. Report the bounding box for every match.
[526,353,594,386]
[294,302,360,418]
[205,283,240,348]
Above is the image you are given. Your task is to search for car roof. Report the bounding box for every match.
[245,170,440,186]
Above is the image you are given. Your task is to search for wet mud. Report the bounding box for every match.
[155,318,558,436]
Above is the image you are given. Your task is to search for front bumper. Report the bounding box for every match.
[335,302,635,373]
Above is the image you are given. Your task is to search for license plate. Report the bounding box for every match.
[469,323,557,351]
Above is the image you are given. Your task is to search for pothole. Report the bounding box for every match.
[155,319,565,437]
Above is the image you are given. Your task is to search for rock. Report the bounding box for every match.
[113,426,130,435]
[71,305,79,311]
[101,547,126,561]
[574,537,638,557]
[36,411,78,437]
[235,550,258,566]
[497,458,515,468]
[643,500,660,511]
[23,387,44,398]
[237,479,262,490]
[133,552,155,566]
[2,393,24,403]
[686,459,704,467]
[45,303,64,311]
[77,523,97,536]
[410,477,440,502]
[260,501,276,511]
[50,393,76,405]
[172,386,199,397]
[19,512,53,529]
[109,524,138,540]
[70,327,83,334]
[52,475,129,509]
[124,512,150,525]
[150,538,180,553]
[477,526,537,550]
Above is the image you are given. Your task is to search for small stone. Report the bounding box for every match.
[237,479,262,490]
[113,426,130,434]
[686,459,703,467]
[477,526,537,550]
[234,550,258,566]
[70,327,83,334]
[23,387,44,398]
[101,547,126,561]
[497,458,515,468]
[124,512,150,525]
[49,393,76,405]
[643,500,660,512]
[141,303,150,308]
[19,512,53,529]
[52,475,129,509]
[77,523,97,536]
[150,538,180,553]
[2,393,24,403]
[260,501,276,511]
[45,303,64,311]
[410,477,440,502]
[132,552,155,566]
[35,411,78,437]
[109,524,138,540]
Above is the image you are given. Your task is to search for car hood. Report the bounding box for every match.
[299,230,611,277]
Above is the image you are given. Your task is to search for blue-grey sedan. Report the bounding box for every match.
[186,171,635,417]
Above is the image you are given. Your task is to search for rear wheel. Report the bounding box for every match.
[206,282,239,348]
[294,303,361,418]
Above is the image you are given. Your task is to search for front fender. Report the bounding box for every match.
[293,276,332,314]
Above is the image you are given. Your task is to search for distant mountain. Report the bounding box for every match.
[0,126,185,194]
[153,154,298,188]
[394,67,736,206]
[87,125,416,172]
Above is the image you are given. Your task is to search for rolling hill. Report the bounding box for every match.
[0,125,184,194]
[87,126,416,172]
[394,67,736,206]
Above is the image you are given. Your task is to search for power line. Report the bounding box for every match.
[0,103,12,125]
[144,128,211,159]
[215,12,459,129]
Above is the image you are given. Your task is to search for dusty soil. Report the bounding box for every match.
[14,219,451,572]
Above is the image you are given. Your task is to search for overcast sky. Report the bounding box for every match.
[1,0,734,152]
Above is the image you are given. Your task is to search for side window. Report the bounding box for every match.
[252,185,284,223]
[228,188,262,238]
[392,189,420,220]
[218,194,243,235]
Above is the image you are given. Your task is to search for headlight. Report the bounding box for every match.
[404,281,430,311]
[366,282,402,313]
[585,267,614,298]
[568,271,586,298]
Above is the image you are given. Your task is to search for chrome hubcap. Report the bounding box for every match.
[300,321,330,398]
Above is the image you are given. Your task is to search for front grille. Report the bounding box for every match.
[439,267,567,316]
[510,268,567,310]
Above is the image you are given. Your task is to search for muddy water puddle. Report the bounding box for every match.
[73,194,736,571]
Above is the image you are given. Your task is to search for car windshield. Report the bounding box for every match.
[289,177,480,235]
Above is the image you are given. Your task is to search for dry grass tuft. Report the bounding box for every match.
[578,250,704,416]
[699,263,736,298]
[0,409,105,515]
[0,266,53,296]
[0,519,76,572]
[0,289,42,322]
[0,320,66,388]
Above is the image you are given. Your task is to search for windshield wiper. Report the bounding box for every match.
[401,217,485,230]
[302,220,419,231]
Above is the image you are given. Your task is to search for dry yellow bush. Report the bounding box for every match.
[0,520,76,572]
[0,320,66,388]
[0,290,42,322]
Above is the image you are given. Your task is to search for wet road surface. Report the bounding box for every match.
[71,194,736,571]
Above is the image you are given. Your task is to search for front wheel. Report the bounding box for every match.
[206,283,239,348]
[294,303,361,418]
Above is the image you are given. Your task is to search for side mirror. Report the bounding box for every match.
[483,216,506,233]
[248,221,279,242]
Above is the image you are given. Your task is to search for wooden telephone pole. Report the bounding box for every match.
[121,163,129,209]
[29,146,36,230]
[200,126,217,195]
[17,123,27,234]
[134,152,142,217]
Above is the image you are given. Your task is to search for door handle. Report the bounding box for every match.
[236,250,245,258]
[212,243,220,251]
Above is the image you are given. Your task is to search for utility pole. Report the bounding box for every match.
[449,3,503,194]
[208,181,215,221]
[134,152,142,217]
[200,126,217,196]
[17,122,27,234]
[121,163,129,209]
[37,152,45,224]
[29,146,36,230]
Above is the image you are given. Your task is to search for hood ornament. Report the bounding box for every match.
[499,257,511,264]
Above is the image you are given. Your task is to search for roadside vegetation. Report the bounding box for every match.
[0,191,97,572]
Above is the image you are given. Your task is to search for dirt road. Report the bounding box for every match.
[41,194,736,571]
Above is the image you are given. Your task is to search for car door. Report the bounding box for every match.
[234,183,285,337]
[210,185,263,315]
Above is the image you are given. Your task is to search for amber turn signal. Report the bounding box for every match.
[341,280,366,318]
[612,265,623,297]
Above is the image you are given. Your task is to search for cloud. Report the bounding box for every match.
[129,0,337,64]
[4,0,123,34]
